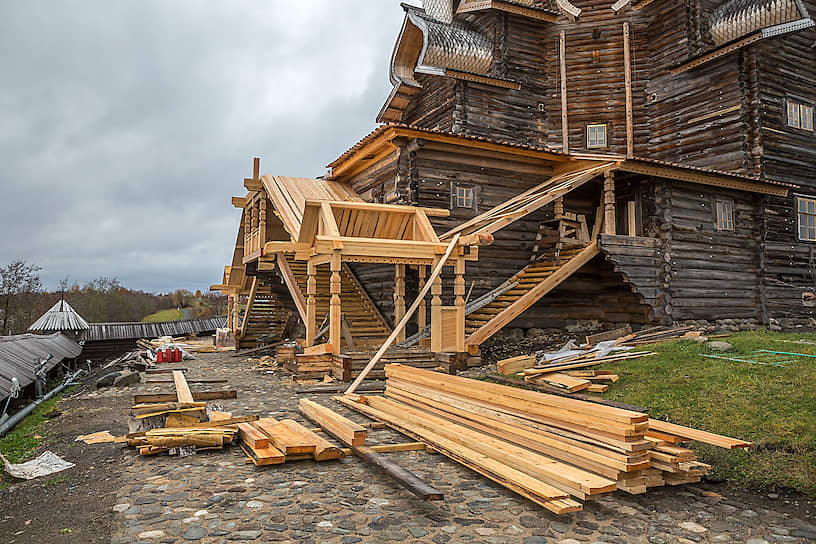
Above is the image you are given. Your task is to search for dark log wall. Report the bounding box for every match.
[342,149,401,203]
[761,194,816,321]
[598,234,661,317]
[645,0,748,173]
[754,30,816,188]
[505,257,654,329]
[401,74,457,131]
[661,180,762,321]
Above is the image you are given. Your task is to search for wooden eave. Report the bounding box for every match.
[615,160,791,196]
[456,0,559,22]
[329,126,570,182]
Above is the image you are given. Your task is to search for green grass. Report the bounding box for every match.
[0,395,63,464]
[142,308,185,322]
[605,329,816,496]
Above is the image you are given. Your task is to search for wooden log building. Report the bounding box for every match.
[213,0,816,362]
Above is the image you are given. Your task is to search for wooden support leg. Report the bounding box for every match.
[394,264,406,343]
[430,257,443,353]
[306,261,317,347]
[604,170,616,235]
[417,265,427,333]
[227,296,234,331]
[454,260,466,353]
[329,253,342,355]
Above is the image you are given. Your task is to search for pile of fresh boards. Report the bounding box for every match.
[335,364,751,515]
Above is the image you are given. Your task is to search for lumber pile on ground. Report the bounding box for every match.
[332,348,441,382]
[335,364,750,515]
[238,417,345,465]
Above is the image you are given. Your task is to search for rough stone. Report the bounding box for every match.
[707,341,734,352]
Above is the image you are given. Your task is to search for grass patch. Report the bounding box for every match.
[606,329,816,496]
[142,308,185,322]
[0,394,63,465]
[43,475,67,487]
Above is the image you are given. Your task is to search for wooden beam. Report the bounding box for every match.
[306,260,317,347]
[276,255,306,324]
[394,265,406,343]
[466,242,599,346]
[244,178,262,191]
[299,399,367,446]
[238,276,259,340]
[345,234,461,395]
[623,22,633,157]
[172,371,194,403]
[351,445,444,501]
[616,162,789,196]
[232,196,248,208]
[133,391,237,403]
[560,30,569,153]
[329,252,342,355]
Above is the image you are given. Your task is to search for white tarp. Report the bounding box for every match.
[538,340,631,363]
[0,451,74,480]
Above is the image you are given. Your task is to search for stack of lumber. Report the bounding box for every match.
[617,325,701,346]
[276,343,299,365]
[335,365,751,515]
[237,416,345,465]
[332,347,440,382]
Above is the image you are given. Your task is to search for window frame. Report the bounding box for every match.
[451,183,477,211]
[586,123,609,149]
[785,98,814,133]
[714,198,735,232]
[796,195,816,242]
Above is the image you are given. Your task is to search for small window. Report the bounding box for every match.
[456,186,474,208]
[715,199,734,231]
[587,124,607,148]
[787,100,814,132]
[797,196,816,241]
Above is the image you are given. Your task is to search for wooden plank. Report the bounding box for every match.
[240,442,285,466]
[649,420,752,449]
[238,422,270,449]
[334,395,582,514]
[531,372,591,393]
[172,371,195,403]
[299,399,367,446]
[278,419,345,461]
[254,417,316,455]
[303,343,333,355]
[340,442,426,455]
[277,254,308,323]
[585,325,632,345]
[344,234,461,394]
[497,355,536,375]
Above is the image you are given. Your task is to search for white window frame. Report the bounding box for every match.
[586,123,608,149]
[797,196,816,241]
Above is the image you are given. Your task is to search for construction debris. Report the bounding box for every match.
[335,364,751,515]
[0,451,75,480]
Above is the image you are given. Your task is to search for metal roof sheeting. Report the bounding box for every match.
[0,333,82,400]
[82,316,227,342]
[28,300,90,333]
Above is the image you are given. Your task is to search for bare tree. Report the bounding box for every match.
[0,260,43,335]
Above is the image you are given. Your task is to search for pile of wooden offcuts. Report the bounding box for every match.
[497,325,706,393]
[336,364,751,515]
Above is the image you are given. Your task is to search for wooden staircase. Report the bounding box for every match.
[284,256,391,349]
[465,243,600,346]
[237,287,293,349]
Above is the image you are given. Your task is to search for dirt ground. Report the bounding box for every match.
[0,386,129,544]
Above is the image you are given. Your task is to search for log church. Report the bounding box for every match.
[213,0,816,366]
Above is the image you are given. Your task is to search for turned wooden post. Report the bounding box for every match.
[227,295,234,330]
[454,259,466,353]
[430,256,443,353]
[604,170,616,235]
[417,265,427,333]
[394,264,406,342]
[306,260,317,347]
[231,294,240,334]
[259,198,267,247]
[329,253,342,354]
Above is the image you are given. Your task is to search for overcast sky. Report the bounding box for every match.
[0,1,420,294]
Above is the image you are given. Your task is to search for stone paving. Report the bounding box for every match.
[97,352,816,544]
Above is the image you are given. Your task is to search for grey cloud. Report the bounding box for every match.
[0,1,420,292]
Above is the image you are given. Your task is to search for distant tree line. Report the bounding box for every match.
[0,259,226,336]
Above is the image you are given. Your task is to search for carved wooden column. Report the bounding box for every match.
[454,259,466,353]
[604,170,616,235]
[394,264,406,342]
[306,260,317,347]
[430,256,443,353]
[329,253,342,354]
[243,204,251,250]
[227,295,234,330]
[417,265,427,333]
[232,294,240,334]
[259,198,267,247]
